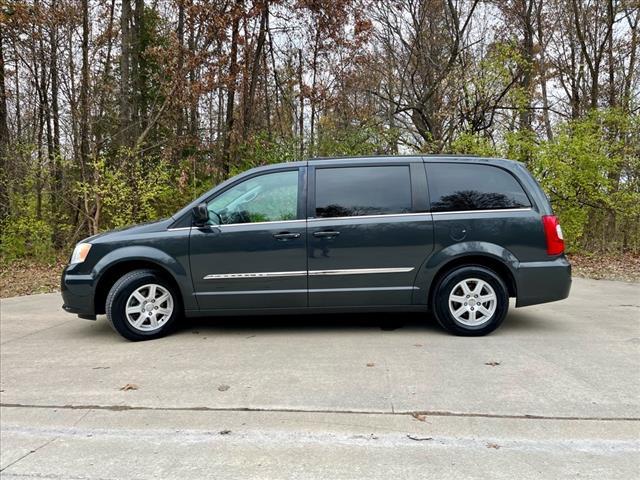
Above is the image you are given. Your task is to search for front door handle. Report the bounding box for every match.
[313,230,340,238]
[273,232,301,240]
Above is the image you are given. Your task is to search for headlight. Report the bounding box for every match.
[70,243,92,264]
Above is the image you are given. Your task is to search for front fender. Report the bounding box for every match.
[412,241,519,304]
[92,246,194,310]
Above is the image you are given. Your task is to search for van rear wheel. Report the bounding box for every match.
[432,266,508,336]
[106,269,181,341]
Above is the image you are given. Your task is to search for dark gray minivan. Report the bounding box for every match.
[61,156,571,340]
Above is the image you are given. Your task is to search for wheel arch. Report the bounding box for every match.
[93,248,188,315]
[413,242,518,306]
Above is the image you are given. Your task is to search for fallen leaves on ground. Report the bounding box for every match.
[352,433,379,440]
[119,383,139,391]
[568,252,640,283]
[219,430,231,435]
[484,361,501,366]
[218,384,230,392]
[410,412,427,422]
[366,362,375,367]
[0,257,66,298]
[486,442,501,449]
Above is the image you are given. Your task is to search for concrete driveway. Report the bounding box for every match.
[1,277,639,479]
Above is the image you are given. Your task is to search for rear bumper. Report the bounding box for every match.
[515,256,572,307]
[61,265,97,318]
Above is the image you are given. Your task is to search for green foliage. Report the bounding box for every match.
[314,121,400,157]
[76,153,176,231]
[529,110,639,252]
[233,134,300,174]
[1,215,55,263]
[449,133,497,157]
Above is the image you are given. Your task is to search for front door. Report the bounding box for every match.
[307,162,434,307]
[190,167,307,311]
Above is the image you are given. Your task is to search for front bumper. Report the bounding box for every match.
[61,264,97,319]
[515,255,572,307]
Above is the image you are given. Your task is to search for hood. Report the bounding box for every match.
[84,218,172,243]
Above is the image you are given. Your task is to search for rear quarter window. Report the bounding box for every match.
[426,163,531,212]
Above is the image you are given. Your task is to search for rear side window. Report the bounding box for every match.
[427,163,531,212]
[315,166,412,218]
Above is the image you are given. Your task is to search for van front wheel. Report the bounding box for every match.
[106,269,181,341]
[432,266,509,336]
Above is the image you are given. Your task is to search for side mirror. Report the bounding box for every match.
[192,203,209,226]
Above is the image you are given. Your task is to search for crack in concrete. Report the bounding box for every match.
[0,409,92,473]
[0,320,74,346]
[1,403,638,422]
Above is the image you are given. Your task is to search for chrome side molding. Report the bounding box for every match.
[203,267,414,280]
[308,267,414,276]
[203,271,306,280]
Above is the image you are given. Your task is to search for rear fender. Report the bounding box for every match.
[412,241,519,305]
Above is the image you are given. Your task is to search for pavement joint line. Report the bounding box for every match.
[0,319,75,346]
[0,408,93,473]
[1,403,639,422]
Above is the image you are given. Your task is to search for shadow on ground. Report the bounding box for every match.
[77,308,559,341]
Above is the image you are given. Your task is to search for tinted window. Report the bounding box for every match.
[315,166,412,218]
[427,163,531,212]
[207,170,298,224]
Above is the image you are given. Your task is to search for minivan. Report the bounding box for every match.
[61,156,571,340]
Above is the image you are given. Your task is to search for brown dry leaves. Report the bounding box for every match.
[568,253,640,283]
[0,258,66,298]
[411,412,427,422]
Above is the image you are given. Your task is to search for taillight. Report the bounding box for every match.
[542,215,564,255]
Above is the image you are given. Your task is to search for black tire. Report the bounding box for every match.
[431,265,509,336]
[105,269,181,341]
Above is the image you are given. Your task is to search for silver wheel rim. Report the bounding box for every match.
[125,284,174,332]
[448,278,497,327]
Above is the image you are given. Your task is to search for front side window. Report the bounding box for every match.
[207,170,298,224]
[315,166,412,218]
[427,163,531,212]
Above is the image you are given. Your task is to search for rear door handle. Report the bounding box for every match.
[273,232,301,240]
[313,230,340,238]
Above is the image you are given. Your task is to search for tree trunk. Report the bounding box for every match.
[133,0,145,135]
[536,0,553,140]
[80,0,94,233]
[222,0,242,175]
[188,7,197,139]
[298,48,304,158]
[49,0,63,245]
[120,0,132,145]
[518,0,535,131]
[177,0,185,137]
[309,27,320,156]
[0,25,9,223]
[242,2,268,141]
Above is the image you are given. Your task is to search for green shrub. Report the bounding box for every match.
[1,215,55,263]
